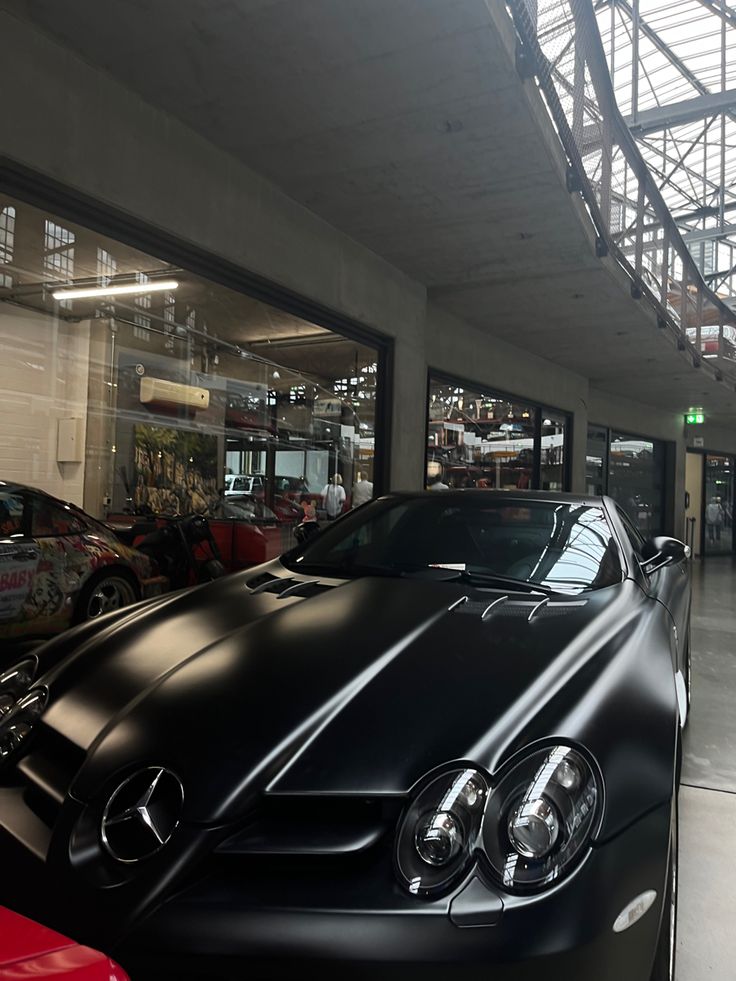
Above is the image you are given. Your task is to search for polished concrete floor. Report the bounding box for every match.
[678,557,736,980]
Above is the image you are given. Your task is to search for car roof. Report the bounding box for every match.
[0,480,63,502]
[0,480,93,516]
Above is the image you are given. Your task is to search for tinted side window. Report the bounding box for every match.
[0,491,25,537]
[32,498,85,537]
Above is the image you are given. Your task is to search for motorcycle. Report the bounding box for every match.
[111,513,226,590]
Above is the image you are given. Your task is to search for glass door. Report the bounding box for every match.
[704,454,734,555]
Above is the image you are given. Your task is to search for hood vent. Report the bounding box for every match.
[452,597,587,621]
[245,574,336,601]
[245,572,279,591]
[277,581,334,600]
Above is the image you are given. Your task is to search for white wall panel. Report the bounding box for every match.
[0,304,90,504]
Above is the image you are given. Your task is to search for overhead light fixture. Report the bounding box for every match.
[51,279,179,300]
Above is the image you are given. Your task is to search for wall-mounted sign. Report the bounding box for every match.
[693,436,705,448]
[685,407,705,425]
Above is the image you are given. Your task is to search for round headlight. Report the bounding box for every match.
[507,796,561,859]
[482,744,601,892]
[396,767,489,896]
[0,686,48,761]
[0,657,38,720]
[415,810,464,867]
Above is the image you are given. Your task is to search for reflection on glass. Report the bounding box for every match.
[0,195,382,566]
[608,432,665,537]
[427,380,543,491]
[704,454,733,556]
[289,497,621,594]
[541,413,566,491]
[585,425,607,496]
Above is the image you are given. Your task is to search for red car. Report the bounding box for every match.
[205,494,299,569]
[0,906,129,980]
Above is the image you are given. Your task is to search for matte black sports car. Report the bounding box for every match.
[0,491,690,981]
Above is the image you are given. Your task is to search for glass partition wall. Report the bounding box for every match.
[704,454,734,556]
[586,425,668,536]
[0,195,385,545]
[427,375,570,491]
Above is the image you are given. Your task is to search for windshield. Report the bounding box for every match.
[284,496,622,594]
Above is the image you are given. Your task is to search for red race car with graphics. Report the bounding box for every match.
[0,482,166,646]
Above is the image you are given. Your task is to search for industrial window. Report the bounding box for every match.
[427,373,570,492]
[0,205,15,288]
[0,192,386,577]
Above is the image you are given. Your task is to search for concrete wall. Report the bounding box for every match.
[0,304,90,504]
[0,9,692,519]
[685,424,736,457]
[1,9,428,491]
[425,304,590,492]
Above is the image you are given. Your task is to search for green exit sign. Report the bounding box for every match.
[686,408,705,425]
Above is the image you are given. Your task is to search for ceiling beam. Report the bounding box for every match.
[682,223,736,245]
[694,0,736,33]
[626,89,736,135]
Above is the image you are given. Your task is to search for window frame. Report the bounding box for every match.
[0,162,393,500]
[590,423,670,538]
[426,369,573,493]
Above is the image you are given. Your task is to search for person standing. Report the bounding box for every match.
[351,471,374,508]
[321,473,346,520]
[706,496,724,544]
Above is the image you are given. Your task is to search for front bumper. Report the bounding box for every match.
[113,801,671,981]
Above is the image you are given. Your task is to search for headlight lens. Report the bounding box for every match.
[0,686,49,760]
[396,767,489,896]
[482,744,600,891]
[0,657,38,720]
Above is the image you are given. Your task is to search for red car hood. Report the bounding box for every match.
[0,906,129,979]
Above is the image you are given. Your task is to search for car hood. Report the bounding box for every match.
[38,567,663,829]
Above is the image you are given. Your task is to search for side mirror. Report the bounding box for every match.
[641,536,690,573]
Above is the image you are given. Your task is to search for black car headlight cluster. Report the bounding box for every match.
[396,767,489,896]
[0,656,47,762]
[0,656,38,719]
[396,744,601,897]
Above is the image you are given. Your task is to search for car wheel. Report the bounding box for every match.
[650,796,678,981]
[76,573,139,623]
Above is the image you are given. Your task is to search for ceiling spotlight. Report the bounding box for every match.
[52,279,179,301]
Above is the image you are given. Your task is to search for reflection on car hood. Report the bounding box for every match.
[38,567,662,833]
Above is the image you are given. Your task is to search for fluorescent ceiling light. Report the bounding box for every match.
[51,279,179,300]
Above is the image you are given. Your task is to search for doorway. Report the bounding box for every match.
[685,452,703,557]
[704,454,734,556]
[685,451,736,558]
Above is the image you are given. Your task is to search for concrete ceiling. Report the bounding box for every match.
[6,0,736,422]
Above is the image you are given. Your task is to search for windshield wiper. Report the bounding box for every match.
[288,561,556,593]
[453,570,556,595]
[287,560,401,578]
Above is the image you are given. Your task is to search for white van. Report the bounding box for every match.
[224,474,265,497]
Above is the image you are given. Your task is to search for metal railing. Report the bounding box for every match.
[507,0,736,380]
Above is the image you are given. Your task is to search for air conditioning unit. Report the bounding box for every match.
[139,377,210,411]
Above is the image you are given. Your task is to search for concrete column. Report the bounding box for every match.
[388,332,428,491]
[570,398,589,494]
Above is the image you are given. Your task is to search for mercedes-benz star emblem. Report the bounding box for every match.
[100,766,184,863]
